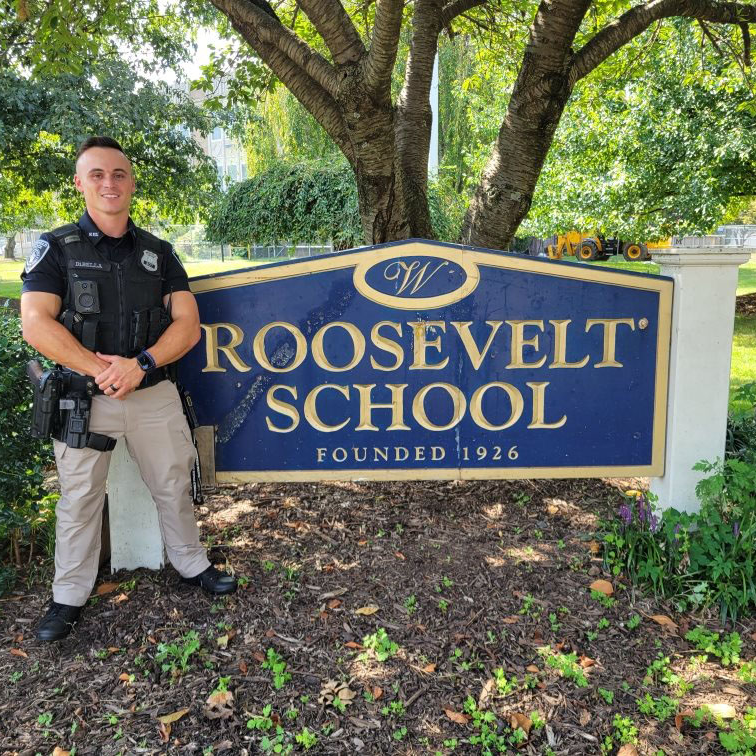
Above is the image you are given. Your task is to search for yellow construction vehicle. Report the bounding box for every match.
[545,231,651,262]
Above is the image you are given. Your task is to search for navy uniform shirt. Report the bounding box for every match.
[21,211,190,299]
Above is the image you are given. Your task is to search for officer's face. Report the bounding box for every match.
[74,148,136,217]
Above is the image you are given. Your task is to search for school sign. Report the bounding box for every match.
[180,240,672,483]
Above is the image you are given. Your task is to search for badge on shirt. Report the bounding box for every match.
[25,239,50,273]
[140,249,159,272]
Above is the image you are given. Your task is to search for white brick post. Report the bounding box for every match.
[650,248,751,513]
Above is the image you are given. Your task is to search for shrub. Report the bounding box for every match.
[205,159,465,250]
[0,307,56,582]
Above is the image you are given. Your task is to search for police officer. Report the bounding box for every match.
[21,136,236,642]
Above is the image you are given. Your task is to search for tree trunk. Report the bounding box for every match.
[461,0,591,250]
[3,235,16,260]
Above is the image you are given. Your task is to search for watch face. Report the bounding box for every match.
[137,354,151,371]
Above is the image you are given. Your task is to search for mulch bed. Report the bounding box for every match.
[1,478,754,755]
[735,292,756,317]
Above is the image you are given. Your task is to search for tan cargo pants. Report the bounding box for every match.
[52,379,210,606]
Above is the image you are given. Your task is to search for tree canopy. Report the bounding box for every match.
[4,0,755,249]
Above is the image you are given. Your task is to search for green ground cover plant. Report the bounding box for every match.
[604,383,756,622]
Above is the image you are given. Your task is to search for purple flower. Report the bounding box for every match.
[648,513,660,533]
[673,523,681,544]
[618,502,632,527]
[733,521,740,538]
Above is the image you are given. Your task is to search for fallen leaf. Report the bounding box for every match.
[617,745,638,756]
[265,629,276,638]
[722,686,742,696]
[147,635,157,644]
[158,721,171,743]
[579,655,595,668]
[372,686,383,700]
[510,712,533,735]
[502,616,519,624]
[589,579,613,596]
[394,551,405,560]
[445,709,470,725]
[327,599,342,610]
[96,581,119,596]
[587,540,601,555]
[479,678,495,708]
[107,646,120,653]
[52,748,70,756]
[119,673,131,682]
[344,641,363,649]
[252,651,265,663]
[355,606,379,616]
[532,629,544,642]
[357,539,368,546]
[239,660,248,674]
[9,648,27,658]
[421,663,436,674]
[526,665,540,674]
[204,690,235,720]
[157,708,190,725]
[114,593,129,603]
[579,708,591,726]
[751,632,756,642]
[650,614,678,630]
[706,703,737,719]
[675,709,695,731]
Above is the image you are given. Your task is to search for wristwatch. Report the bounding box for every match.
[135,349,157,373]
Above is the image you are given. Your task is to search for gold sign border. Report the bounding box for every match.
[190,239,673,481]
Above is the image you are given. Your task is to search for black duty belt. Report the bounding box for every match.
[91,367,169,394]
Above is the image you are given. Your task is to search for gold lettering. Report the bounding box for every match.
[312,321,366,372]
[451,321,503,370]
[384,259,449,295]
[200,323,251,373]
[316,448,327,463]
[412,382,466,431]
[333,447,347,462]
[265,385,299,432]
[548,319,589,369]
[354,384,410,431]
[353,447,367,462]
[304,384,351,432]
[370,321,404,371]
[431,446,445,461]
[409,321,448,370]
[506,320,546,369]
[373,447,389,462]
[527,381,567,429]
[395,447,409,461]
[585,318,635,367]
[415,446,426,461]
[253,321,307,373]
[470,382,524,430]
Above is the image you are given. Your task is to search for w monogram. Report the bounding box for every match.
[383,259,450,296]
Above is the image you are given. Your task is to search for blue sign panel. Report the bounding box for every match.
[181,240,672,482]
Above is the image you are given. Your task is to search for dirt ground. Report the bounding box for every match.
[1,477,754,755]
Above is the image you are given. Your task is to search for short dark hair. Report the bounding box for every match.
[76,136,128,162]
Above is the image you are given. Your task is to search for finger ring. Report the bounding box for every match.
[109,384,119,392]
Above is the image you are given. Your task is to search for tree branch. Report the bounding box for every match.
[209,0,340,96]
[571,0,756,84]
[440,0,486,26]
[363,0,405,96]
[209,0,354,162]
[297,0,365,65]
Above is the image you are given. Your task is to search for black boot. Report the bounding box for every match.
[37,601,82,642]
[181,566,237,596]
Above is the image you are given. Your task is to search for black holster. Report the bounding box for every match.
[27,360,117,452]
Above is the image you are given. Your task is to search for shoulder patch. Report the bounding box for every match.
[25,239,51,273]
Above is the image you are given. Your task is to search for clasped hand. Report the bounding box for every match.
[95,353,145,399]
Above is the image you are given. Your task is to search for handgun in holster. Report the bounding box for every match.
[27,360,116,452]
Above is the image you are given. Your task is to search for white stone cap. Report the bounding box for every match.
[652,247,752,267]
